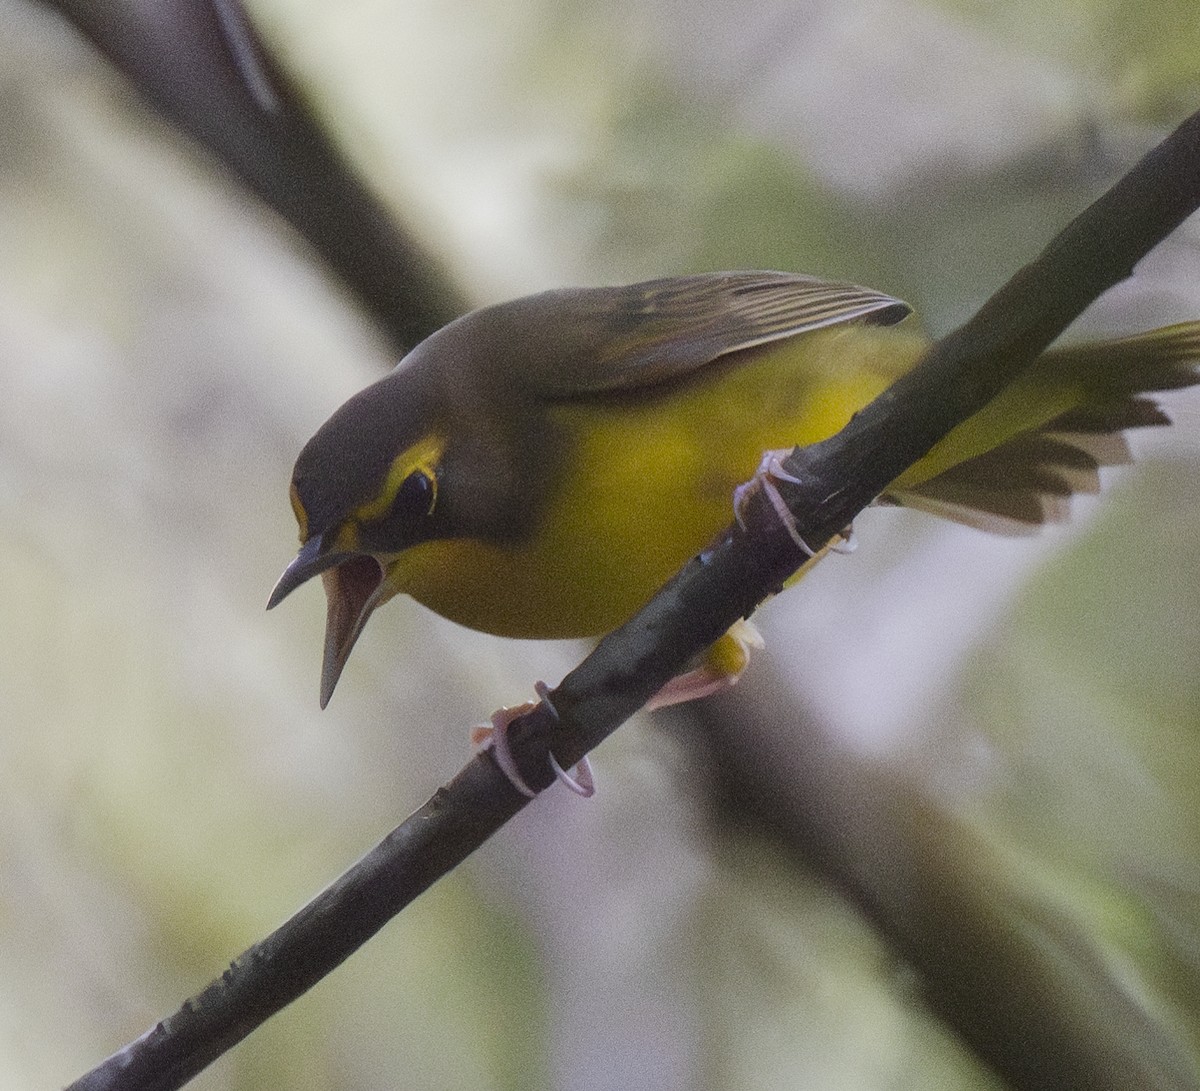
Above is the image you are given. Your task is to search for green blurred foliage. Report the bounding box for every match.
[544,84,906,288]
[934,0,1200,119]
[960,459,1200,1070]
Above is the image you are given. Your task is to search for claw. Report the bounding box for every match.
[549,751,595,797]
[735,451,861,561]
[471,683,595,798]
[535,680,595,797]
[733,450,815,556]
[471,704,537,798]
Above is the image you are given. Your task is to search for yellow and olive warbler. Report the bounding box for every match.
[269,271,1200,767]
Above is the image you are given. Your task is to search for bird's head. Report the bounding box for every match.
[267,368,450,708]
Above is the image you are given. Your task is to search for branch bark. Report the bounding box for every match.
[67,108,1200,1091]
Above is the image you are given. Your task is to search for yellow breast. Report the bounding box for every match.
[388,324,926,638]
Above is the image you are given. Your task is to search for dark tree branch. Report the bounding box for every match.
[42,0,470,351]
[68,108,1200,1091]
[685,684,1199,1091]
[68,760,525,1091]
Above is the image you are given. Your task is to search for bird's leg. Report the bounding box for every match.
[645,619,764,710]
[474,449,862,787]
[471,681,595,798]
[648,449,862,712]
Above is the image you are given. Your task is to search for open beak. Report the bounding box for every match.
[317,555,386,708]
[268,535,387,708]
[267,534,344,610]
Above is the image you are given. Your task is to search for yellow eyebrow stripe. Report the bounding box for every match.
[352,432,445,524]
[289,481,309,541]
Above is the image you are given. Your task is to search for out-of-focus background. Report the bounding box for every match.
[2,0,1198,1087]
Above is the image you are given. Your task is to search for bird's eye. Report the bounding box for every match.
[393,470,436,520]
[368,470,436,545]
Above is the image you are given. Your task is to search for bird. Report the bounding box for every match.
[268,271,1200,788]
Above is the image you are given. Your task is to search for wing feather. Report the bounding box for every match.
[520,271,911,399]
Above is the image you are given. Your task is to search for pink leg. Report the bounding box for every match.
[646,620,764,710]
[734,449,858,560]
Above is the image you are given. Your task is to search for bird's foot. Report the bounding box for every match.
[733,449,815,556]
[735,449,859,562]
[471,681,595,798]
[646,620,764,710]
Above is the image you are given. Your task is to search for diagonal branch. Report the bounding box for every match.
[43,0,469,351]
[68,108,1200,1091]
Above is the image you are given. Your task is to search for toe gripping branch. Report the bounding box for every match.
[734,448,859,563]
[472,682,595,800]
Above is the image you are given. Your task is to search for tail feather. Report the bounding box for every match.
[885,323,1200,533]
[1045,324,1200,392]
[1050,398,1170,434]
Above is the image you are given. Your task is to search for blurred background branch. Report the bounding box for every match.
[41,0,468,350]
[682,686,1199,1090]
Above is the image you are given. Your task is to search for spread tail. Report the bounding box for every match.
[884,323,1200,533]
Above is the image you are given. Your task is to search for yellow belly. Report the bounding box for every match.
[389,323,926,638]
